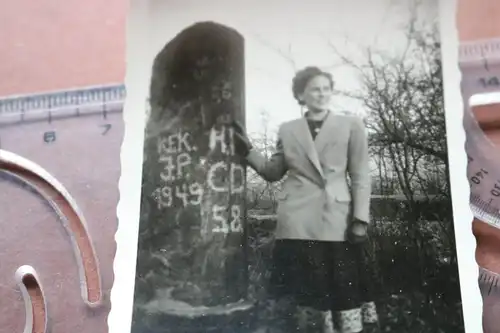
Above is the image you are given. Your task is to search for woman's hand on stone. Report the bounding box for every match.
[231,120,253,157]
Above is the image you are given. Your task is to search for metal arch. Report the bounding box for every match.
[0,149,103,308]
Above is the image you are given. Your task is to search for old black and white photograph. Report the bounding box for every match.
[126,0,466,332]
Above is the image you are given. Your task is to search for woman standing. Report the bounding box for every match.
[233,67,379,333]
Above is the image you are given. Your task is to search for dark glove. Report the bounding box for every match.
[347,218,369,244]
[232,120,253,157]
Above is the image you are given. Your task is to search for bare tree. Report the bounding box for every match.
[326,11,458,320]
[243,4,462,330]
[246,109,284,215]
[250,0,456,293]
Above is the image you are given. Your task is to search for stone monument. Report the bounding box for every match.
[133,21,254,332]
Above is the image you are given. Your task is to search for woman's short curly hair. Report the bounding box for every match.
[292,66,334,106]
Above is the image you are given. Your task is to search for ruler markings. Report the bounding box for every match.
[461,39,500,297]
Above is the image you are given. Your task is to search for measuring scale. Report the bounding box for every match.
[0,84,124,333]
[459,37,500,326]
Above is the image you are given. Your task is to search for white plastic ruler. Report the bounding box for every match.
[460,38,500,301]
[460,38,500,231]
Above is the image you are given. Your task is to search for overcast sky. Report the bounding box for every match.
[145,0,438,137]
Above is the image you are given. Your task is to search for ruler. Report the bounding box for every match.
[460,38,500,305]
[0,84,124,333]
[479,267,500,297]
[466,91,500,227]
[460,38,500,228]
[480,267,500,333]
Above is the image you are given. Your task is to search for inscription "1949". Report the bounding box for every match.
[153,126,245,234]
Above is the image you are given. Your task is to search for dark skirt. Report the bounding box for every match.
[270,239,378,331]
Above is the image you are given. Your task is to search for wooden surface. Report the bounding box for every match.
[0,0,127,331]
[0,0,127,96]
[0,111,123,333]
[457,0,500,41]
[0,0,497,331]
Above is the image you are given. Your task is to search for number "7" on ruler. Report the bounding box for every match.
[100,124,112,135]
